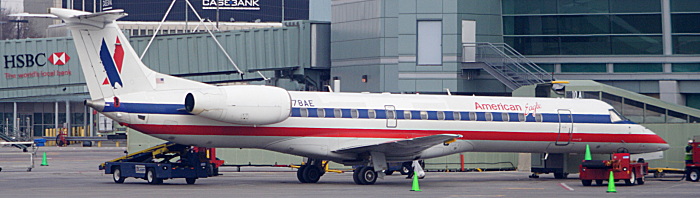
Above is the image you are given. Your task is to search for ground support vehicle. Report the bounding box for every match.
[686,136,700,182]
[579,153,648,186]
[99,142,222,184]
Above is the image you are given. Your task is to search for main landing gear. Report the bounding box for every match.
[297,159,325,183]
[353,166,377,185]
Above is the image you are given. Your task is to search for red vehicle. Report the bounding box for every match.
[579,153,648,186]
[686,137,700,182]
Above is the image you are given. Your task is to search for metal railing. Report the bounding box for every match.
[463,43,552,90]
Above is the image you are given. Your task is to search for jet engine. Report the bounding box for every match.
[184,85,291,125]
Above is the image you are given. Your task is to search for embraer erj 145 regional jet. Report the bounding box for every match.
[50,8,669,185]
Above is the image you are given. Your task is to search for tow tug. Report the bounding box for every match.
[99,142,223,184]
[579,152,648,186]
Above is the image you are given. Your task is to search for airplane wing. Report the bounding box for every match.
[332,134,462,156]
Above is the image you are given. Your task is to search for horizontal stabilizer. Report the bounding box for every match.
[49,8,127,28]
[333,134,462,156]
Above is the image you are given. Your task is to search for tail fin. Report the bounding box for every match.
[49,8,208,100]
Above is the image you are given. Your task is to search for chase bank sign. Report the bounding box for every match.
[202,0,261,10]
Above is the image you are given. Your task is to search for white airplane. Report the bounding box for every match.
[50,8,669,185]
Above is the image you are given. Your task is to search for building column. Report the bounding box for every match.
[13,102,17,134]
[55,102,59,130]
[662,0,672,56]
[89,107,94,136]
[659,80,684,105]
[65,101,70,134]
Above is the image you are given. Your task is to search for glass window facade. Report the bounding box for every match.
[503,0,663,55]
[672,63,700,72]
[671,1,700,54]
[561,63,607,73]
[613,63,663,73]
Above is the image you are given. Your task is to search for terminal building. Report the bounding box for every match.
[2,0,700,172]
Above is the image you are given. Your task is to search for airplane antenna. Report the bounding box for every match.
[444,88,452,96]
[325,85,333,92]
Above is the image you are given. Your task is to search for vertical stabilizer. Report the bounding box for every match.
[49,8,206,99]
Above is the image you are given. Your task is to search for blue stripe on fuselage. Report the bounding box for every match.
[290,107,625,124]
[103,102,191,115]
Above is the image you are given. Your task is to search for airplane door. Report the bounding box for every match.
[385,105,397,128]
[555,109,573,146]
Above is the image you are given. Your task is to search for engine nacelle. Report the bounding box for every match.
[184,85,291,125]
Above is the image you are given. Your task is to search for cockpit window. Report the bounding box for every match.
[609,109,627,122]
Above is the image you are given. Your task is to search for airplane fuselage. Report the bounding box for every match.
[97,90,668,165]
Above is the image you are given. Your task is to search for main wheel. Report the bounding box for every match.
[112,167,125,183]
[625,171,637,186]
[689,169,700,182]
[185,178,197,184]
[146,168,162,184]
[297,165,309,183]
[581,180,592,186]
[354,166,377,185]
[353,167,363,185]
[595,179,604,186]
[302,165,322,183]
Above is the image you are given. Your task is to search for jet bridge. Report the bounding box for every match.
[514,80,700,178]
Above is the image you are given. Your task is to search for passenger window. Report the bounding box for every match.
[300,108,308,117]
[469,112,476,121]
[518,113,525,122]
[536,114,543,122]
[485,112,493,121]
[404,111,412,119]
[351,109,359,118]
[502,113,509,122]
[453,112,461,120]
[334,109,342,118]
[368,109,376,119]
[317,108,325,118]
[420,111,428,120]
[437,111,445,120]
[387,110,395,119]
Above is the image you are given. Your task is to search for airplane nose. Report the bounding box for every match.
[657,142,670,151]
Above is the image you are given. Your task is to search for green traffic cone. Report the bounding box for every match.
[584,144,592,161]
[410,173,422,191]
[606,171,617,193]
[40,152,49,166]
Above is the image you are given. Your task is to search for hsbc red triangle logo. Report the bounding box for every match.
[48,52,70,65]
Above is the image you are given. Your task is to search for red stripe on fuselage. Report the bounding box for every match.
[127,124,667,144]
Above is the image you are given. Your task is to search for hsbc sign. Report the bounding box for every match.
[4,52,71,68]
[3,52,73,79]
[48,52,71,65]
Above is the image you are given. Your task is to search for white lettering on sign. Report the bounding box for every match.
[102,0,113,10]
[292,99,315,107]
[202,0,261,10]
